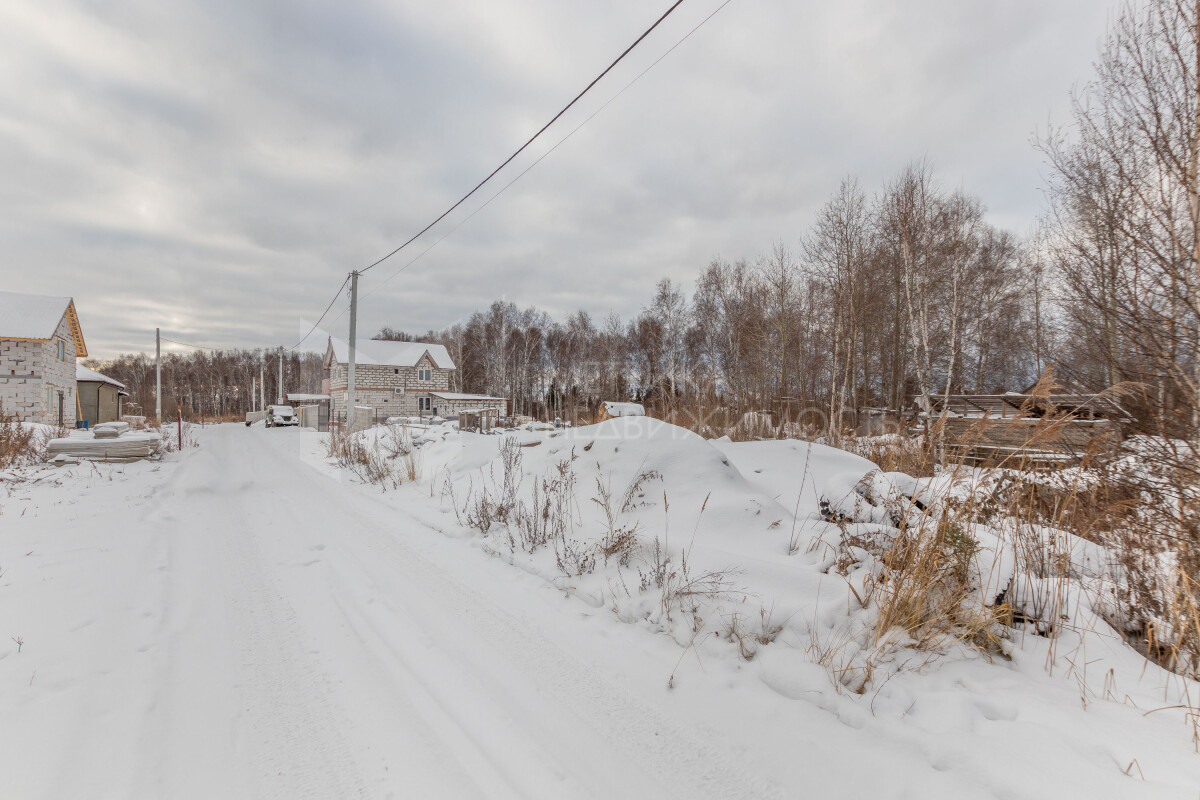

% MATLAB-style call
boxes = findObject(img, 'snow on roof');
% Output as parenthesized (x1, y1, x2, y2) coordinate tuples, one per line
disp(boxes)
(0, 290, 80, 343)
(76, 364, 125, 389)
(603, 401, 645, 417)
(431, 392, 506, 401)
(285, 393, 330, 402)
(327, 337, 455, 370)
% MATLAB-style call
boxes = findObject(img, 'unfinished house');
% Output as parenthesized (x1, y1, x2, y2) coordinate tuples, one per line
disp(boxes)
(0, 291, 86, 425)
(322, 337, 507, 422)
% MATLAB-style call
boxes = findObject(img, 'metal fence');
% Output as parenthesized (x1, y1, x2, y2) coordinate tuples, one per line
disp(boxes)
(329, 406, 382, 433)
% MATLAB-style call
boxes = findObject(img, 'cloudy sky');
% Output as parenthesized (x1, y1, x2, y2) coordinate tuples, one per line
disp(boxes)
(0, 0, 1114, 359)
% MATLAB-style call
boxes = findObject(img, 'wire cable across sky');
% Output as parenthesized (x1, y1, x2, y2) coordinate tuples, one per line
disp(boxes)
(160, 337, 221, 352)
(347, 0, 736, 309)
(355, 0, 688, 277)
(289, 273, 351, 350)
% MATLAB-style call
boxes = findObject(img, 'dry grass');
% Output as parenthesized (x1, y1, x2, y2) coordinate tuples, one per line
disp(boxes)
(327, 427, 401, 489)
(846, 432, 938, 477)
(722, 604, 785, 660)
(843, 400, 1200, 680)
(871, 517, 1007, 655)
(0, 409, 42, 468)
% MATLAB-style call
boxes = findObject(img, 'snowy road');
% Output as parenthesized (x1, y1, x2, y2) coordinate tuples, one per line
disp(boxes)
(1, 426, 791, 799)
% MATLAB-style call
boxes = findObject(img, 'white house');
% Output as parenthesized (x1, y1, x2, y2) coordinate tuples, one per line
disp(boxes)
(0, 291, 87, 425)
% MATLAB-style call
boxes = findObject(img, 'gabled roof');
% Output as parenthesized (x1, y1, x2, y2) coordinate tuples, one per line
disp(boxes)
(76, 363, 124, 389)
(326, 336, 455, 370)
(0, 291, 87, 356)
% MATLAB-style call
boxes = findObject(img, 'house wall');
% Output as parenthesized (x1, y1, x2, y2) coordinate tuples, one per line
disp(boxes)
(326, 354, 453, 420)
(0, 314, 77, 424)
(41, 315, 78, 425)
(0, 338, 42, 420)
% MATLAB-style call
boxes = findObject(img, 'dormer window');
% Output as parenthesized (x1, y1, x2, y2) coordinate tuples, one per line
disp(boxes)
(418, 368, 431, 382)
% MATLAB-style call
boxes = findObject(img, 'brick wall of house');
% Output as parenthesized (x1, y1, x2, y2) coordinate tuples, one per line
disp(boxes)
(327, 357, 450, 393)
(327, 354, 452, 419)
(0, 313, 77, 424)
(40, 314, 78, 425)
(0, 338, 43, 420)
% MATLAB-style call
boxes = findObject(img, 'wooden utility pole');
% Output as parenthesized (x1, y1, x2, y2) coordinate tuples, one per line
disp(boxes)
(278, 346, 284, 404)
(346, 271, 359, 431)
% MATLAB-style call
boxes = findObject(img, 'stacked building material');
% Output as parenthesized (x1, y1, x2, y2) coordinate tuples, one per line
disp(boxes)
(44, 429, 161, 462)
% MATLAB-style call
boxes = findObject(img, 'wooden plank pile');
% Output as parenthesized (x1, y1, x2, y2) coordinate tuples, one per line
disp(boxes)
(941, 417, 1119, 466)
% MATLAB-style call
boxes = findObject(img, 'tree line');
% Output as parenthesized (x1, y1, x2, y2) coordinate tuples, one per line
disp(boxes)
(88, 349, 324, 420)
(381, 164, 1043, 435)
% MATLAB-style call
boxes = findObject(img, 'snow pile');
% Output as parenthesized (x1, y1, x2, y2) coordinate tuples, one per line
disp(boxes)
(320, 418, 1200, 793)
(601, 401, 645, 417)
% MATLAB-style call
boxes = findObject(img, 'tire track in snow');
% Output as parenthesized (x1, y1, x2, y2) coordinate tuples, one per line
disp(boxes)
(335, 525, 787, 800)
(155, 440, 370, 800)
(245, 428, 789, 800)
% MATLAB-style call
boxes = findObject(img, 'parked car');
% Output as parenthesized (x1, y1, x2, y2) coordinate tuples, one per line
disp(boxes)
(266, 404, 298, 428)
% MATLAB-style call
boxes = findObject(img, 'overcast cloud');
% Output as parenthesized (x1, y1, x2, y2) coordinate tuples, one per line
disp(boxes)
(0, 0, 1113, 358)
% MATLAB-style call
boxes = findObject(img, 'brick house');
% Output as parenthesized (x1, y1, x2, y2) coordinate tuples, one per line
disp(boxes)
(0, 291, 87, 425)
(322, 336, 507, 421)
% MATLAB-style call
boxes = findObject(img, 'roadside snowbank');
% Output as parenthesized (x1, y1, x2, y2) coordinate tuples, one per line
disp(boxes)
(336, 417, 1200, 796)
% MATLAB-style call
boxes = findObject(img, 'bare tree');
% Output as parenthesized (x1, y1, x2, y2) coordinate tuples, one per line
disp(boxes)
(804, 179, 869, 439)
(1041, 0, 1200, 436)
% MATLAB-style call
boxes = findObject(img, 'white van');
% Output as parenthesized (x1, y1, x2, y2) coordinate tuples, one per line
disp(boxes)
(266, 404, 298, 428)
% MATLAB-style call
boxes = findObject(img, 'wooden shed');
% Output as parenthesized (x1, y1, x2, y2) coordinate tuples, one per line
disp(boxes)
(76, 364, 126, 428)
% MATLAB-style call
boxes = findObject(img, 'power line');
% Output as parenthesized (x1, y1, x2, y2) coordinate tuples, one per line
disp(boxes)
(159, 337, 221, 352)
(356, 0, 688, 276)
(344, 0, 735, 312)
(289, 273, 351, 350)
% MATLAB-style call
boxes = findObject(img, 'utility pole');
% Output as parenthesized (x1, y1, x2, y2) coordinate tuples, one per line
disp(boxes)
(155, 327, 162, 422)
(278, 345, 284, 404)
(346, 270, 359, 431)
(260, 362, 265, 411)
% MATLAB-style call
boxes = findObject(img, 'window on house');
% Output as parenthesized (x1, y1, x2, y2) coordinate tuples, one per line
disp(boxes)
(394, 368, 399, 374)
(57, 340, 65, 361)
(418, 368, 431, 382)
(419, 397, 431, 412)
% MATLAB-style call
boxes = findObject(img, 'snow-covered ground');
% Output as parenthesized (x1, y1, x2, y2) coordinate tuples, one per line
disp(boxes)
(0, 422, 1196, 799)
